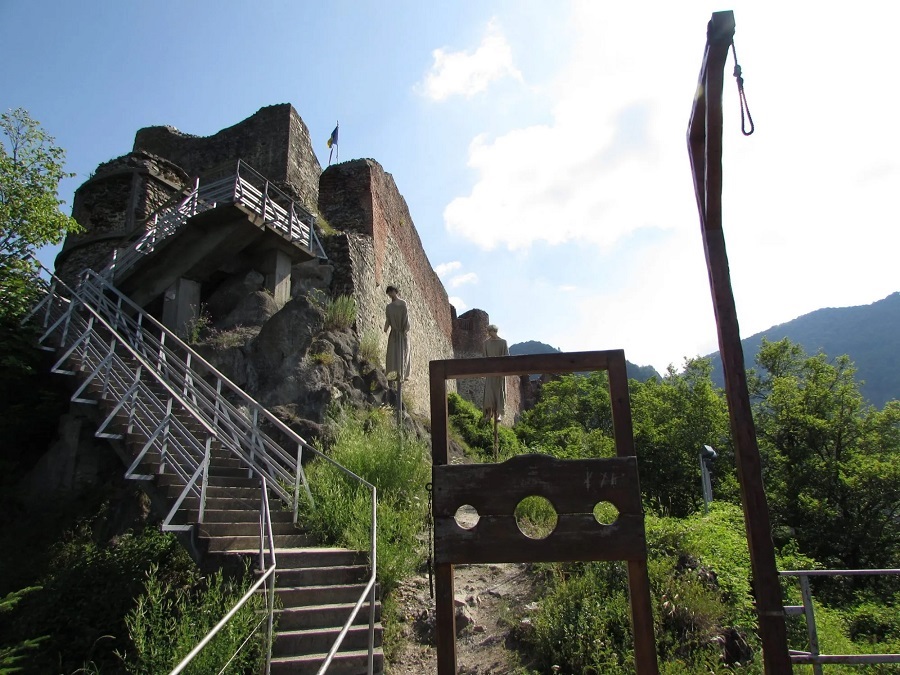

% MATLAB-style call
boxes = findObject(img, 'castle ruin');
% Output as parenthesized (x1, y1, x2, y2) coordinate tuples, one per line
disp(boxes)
(56, 104, 521, 423)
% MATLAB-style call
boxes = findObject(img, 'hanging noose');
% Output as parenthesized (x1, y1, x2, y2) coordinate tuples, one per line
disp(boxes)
(731, 43, 755, 136)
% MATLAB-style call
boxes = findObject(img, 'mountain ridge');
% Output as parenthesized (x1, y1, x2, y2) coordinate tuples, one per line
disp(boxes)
(706, 292, 899, 407)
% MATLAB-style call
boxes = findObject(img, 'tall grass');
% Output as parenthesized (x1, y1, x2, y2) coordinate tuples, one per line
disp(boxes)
(122, 562, 266, 674)
(324, 294, 357, 331)
(299, 407, 430, 594)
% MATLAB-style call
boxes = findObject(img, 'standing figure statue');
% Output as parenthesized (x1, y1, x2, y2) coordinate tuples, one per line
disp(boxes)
(384, 285, 410, 383)
(482, 324, 508, 460)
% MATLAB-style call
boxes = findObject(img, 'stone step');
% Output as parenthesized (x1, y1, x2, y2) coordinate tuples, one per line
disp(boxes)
(274, 565, 369, 588)
(202, 533, 314, 552)
(187, 508, 295, 524)
(272, 548, 366, 569)
(274, 602, 381, 631)
(274, 583, 377, 607)
(196, 521, 301, 537)
(163, 483, 260, 501)
(156, 472, 261, 489)
(272, 624, 383, 657)
(269, 649, 384, 675)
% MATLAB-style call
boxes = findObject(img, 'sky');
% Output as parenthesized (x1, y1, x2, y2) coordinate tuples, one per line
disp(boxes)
(2, 0, 898, 373)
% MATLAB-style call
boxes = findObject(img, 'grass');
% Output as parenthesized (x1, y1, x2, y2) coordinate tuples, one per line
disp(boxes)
(298, 406, 430, 596)
(122, 562, 267, 674)
(358, 330, 381, 367)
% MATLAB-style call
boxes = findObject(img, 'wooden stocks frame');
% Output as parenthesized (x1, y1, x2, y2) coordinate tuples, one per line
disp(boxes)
(687, 11, 791, 673)
(430, 350, 659, 675)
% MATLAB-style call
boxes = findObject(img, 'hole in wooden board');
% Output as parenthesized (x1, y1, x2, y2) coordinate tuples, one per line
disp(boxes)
(593, 501, 619, 525)
(454, 504, 480, 529)
(514, 495, 558, 540)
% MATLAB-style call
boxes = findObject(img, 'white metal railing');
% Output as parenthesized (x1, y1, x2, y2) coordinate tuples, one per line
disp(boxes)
(171, 478, 278, 675)
(103, 159, 326, 282)
(24, 262, 378, 673)
(780, 569, 900, 673)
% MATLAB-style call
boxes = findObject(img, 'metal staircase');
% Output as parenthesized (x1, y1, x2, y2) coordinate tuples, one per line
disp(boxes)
(24, 265, 382, 674)
(104, 159, 327, 285)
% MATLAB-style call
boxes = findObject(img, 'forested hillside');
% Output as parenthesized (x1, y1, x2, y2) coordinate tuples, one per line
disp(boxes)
(708, 292, 899, 407)
(510, 340, 660, 382)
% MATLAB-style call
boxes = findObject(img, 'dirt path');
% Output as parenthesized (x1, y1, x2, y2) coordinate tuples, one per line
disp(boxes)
(387, 560, 540, 674)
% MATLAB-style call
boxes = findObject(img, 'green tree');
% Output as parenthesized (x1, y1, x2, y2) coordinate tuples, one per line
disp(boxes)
(750, 338, 900, 571)
(0, 109, 78, 486)
(630, 358, 733, 517)
(516, 371, 616, 459)
(0, 107, 79, 322)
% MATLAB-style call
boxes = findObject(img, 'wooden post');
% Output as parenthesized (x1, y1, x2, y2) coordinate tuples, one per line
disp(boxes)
(430, 362, 457, 675)
(687, 11, 792, 673)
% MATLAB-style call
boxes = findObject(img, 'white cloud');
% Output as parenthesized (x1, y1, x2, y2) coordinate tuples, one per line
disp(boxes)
(435, 261, 462, 277)
(419, 19, 522, 101)
(449, 296, 468, 312)
(449, 272, 479, 288)
(440, 1, 900, 371)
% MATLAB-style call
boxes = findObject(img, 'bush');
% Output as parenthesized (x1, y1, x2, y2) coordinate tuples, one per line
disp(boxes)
(358, 330, 381, 367)
(447, 392, 523, 461)
(122, 562, 266, 674)
(299, 407, 430, 594)
(324, 295, 357, 331)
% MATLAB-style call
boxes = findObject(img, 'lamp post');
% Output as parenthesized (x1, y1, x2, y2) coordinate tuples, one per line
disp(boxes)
(700, 444, 717, 513)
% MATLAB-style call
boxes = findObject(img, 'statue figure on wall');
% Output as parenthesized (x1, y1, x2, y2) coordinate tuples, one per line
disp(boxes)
(384, 285, 410, 383)
(483, 324, 508, 460)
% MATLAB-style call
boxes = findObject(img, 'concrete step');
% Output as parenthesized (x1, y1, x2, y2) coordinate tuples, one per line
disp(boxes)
(274, 565, 369, 588)
(274, 583, 378, 607)
(188, 508, 295, 524)
(163, 483, 260, 501)
(272, 624, 382, 657)
(156, 473, 261, 489)
(274, 602, 381, 631)
(196, 521, 301, 537)
(202, 533, 314, 552)
(271, 548, 366, 569)
(269, 649, 383, 675)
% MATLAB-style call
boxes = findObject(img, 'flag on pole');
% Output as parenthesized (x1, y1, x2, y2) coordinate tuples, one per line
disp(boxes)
(327, 123, 339, 165)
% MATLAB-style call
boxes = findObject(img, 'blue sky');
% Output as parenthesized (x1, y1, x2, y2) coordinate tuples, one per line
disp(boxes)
(3, 1, 898, 372)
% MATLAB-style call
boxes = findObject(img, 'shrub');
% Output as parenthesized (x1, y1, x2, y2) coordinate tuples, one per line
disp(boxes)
(298, 407, 429, 594)
(310, 349, 335, 366)
(122, 562, 266, 674)
(358, 330, 381, 367)
(324, 295, 357, 331)
(447, 392, 522, 461)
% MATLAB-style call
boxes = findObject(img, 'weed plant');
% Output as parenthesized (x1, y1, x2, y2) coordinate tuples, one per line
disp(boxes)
(299, 406, 429, 595)
(122, 562, 266, 674)
(447, 392, 523, 460)
(324, 295, 357, 331)
(358, 330, 381, 367)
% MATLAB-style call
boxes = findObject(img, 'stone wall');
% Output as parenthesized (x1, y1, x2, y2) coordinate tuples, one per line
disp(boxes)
(55, 152, 188, 285)
(319, 160, 456, 413)
(452, 309, 521, 424)
(132, 104, 321, 214)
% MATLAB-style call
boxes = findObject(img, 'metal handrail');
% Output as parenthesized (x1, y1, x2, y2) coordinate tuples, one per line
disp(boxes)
(101, 160, 325, 282)
(36, 266, 317, 515)
(780, 569, 900, 672)
(25, 262, 379, 673)
(170, 477, 278, 675)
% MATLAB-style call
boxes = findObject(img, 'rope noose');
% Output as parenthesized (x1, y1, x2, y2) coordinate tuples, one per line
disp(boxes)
(731, 42, 755, 136)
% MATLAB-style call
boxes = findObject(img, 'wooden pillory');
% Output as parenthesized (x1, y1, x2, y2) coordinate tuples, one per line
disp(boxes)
(687, 10, 792, 673)
(429, 350, 659, 675)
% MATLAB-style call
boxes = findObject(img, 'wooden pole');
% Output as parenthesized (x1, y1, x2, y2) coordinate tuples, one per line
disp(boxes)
(686, 11, 792, 673)
(430, 362, 457, 675)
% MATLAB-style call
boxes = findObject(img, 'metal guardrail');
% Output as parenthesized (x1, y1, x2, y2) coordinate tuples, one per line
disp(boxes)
(104, 159, 326, 282)
(24, 262, 378, 673)
(780, 569, 900, 673)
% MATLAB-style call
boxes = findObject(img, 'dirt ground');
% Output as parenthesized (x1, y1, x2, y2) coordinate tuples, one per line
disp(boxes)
(386, 439, 544, 675)
(386, 560, 541, 675)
